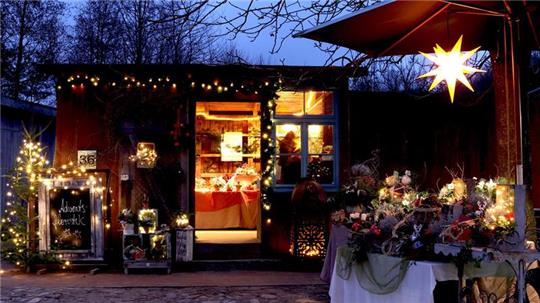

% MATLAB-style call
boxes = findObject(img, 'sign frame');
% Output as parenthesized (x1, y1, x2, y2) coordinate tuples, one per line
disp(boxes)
(38, 177, 104, 261)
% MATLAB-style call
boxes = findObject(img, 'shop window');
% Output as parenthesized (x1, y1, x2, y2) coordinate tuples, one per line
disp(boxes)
(273, 91, 337, 188)
(275, 91, 333, 116)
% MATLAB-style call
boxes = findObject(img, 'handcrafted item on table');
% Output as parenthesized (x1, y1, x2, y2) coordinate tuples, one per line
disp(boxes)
(195, 190, 259, 229)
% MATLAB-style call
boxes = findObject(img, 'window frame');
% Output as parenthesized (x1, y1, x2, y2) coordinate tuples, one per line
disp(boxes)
(272, 90, 339, 192)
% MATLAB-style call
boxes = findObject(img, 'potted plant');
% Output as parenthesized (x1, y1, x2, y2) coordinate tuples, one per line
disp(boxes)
(118, 209, 135, 234)
(138, 209, 157, 233)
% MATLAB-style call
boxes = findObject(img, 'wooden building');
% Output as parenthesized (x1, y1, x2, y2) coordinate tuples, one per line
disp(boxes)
(41, 63, 526, 262)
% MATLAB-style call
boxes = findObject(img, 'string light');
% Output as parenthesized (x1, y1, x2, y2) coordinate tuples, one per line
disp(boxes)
(57, 73, 282, 96)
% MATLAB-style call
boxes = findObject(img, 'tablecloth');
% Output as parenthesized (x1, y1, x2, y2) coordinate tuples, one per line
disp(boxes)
(329, 247, 516, 303)
(321, 224, 350, 283)
(195, 190, 259, 229)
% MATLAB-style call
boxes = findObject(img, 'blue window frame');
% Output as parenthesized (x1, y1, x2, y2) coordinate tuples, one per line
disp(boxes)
(272, 90, 339, 191)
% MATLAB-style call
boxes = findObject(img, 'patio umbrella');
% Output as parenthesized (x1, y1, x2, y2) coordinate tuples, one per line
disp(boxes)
(294, 0, 540, 57)
(295, 0, 540, 183)
(295, 3, 540, 302)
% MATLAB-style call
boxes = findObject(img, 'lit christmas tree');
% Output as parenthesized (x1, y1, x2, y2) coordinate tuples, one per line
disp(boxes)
(1, 133, 52, 270)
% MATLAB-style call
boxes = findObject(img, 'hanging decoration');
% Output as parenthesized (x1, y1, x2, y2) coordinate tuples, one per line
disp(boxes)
(418, 35, 485, 103)
(129, 142, 158, 168)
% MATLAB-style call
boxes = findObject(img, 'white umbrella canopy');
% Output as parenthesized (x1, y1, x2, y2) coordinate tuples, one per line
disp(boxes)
(295, 0, 539, 56)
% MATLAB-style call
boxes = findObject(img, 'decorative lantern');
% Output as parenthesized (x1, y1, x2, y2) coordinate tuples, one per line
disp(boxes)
(290, 179, 328, 258)
(482, 184, 526, 251)
(129, 142, 157, 168)
(418, 35, 485, 103)
(451, 178, 467, 201)
(291, 219, 327, 258)
(138, 209, 158, 234)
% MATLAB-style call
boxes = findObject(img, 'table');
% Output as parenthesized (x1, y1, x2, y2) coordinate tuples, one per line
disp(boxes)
(195, 190, 259, 229)
(329, 247, 517, 303)
(321, 224, 350, 283)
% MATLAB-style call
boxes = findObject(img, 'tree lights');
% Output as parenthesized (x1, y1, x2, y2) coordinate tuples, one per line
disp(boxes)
(1, 135, 50, 270)
(1, 135, 109, 271)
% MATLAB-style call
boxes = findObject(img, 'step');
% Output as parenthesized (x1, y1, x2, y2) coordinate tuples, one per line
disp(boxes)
(175, 257, 324, 272)
(194, 243, 263, 260)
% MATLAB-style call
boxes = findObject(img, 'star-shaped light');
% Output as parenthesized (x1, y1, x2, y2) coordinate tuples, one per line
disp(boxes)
(418, 35, 485, 103)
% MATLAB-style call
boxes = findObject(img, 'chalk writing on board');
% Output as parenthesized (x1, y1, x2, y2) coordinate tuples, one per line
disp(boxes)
(49, 189, 92, 250)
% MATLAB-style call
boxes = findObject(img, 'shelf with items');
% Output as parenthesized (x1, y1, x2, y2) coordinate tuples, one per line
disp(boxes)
(122, 231, 172, 274)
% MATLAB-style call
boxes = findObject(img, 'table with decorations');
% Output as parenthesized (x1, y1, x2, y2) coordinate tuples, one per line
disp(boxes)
(323, 160, 540, 303)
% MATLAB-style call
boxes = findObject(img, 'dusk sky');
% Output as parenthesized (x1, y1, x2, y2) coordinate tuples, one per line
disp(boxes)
(63, 0, 344, 66)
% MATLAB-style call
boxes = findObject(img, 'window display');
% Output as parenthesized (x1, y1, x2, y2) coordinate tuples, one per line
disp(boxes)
(195, 101, 261, 230)
(273, 91, 337, 186)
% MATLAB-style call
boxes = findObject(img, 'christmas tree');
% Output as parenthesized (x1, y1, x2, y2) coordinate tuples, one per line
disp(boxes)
(1, 132, 56, 270)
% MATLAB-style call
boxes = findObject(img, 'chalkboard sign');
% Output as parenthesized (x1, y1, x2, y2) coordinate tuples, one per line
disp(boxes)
(49, 188, 92, 250)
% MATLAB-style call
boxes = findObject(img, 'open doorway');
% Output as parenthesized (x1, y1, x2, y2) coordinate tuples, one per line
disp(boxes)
(194, 101, 261, 244)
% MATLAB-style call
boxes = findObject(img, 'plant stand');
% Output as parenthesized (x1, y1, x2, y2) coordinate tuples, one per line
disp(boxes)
(122, 232, 172, 274)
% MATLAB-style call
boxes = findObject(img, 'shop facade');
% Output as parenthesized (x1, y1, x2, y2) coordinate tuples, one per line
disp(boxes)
(43, 64, 351, 261)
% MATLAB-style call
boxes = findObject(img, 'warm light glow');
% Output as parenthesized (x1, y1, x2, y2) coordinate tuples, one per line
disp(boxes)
(418, 36, 485, 102)
(175, 214, 190, 228)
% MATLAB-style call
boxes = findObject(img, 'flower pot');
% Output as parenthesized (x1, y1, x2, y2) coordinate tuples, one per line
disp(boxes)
(123, 223, 135, 234)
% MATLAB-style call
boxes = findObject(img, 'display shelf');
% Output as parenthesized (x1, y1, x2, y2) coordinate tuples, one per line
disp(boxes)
(122, 232, 172, 274)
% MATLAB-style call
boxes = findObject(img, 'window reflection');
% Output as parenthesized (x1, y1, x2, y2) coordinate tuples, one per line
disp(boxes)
(276, 124, 301, 184)
(275, 155, 302, 185)
(305, 91, 333, 115)
(275, 91, 303, 116)
(308, 156, 334, 184)
(276, 124, 301, 153)
(308, 125, 333, 154)
(276, 91, 333, 116)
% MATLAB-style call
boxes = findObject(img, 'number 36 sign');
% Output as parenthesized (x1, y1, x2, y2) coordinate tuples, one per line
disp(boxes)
(78, 150, 97, 169)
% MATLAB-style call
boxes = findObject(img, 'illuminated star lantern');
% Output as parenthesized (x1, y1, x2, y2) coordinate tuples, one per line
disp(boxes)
(418, 35, 485, 103)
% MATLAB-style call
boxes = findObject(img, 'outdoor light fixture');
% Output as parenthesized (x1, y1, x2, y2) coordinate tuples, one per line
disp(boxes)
(129, 142, 157, 168)
(418, 36, 485, 103)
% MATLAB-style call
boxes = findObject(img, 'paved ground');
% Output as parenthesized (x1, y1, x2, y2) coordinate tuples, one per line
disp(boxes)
(0, 271, 329, 303)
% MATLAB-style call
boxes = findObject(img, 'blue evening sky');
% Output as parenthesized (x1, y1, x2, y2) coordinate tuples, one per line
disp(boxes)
(63, 1, 338, 66)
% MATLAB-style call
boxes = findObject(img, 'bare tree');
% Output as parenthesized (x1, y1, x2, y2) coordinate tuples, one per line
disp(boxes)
(209, 0, 493, 94)
(116, 0, 158, 64)
(1, 0, 65, 104)
(153, 0, 224, 64)
(70, 1, 123, 64)
(69, 0, 241, 65)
